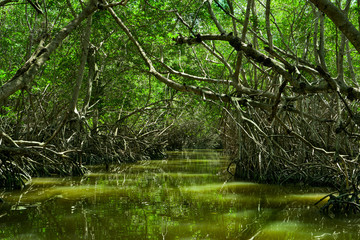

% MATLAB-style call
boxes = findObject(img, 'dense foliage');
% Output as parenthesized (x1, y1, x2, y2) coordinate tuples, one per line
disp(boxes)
(1, 0, 360, 212)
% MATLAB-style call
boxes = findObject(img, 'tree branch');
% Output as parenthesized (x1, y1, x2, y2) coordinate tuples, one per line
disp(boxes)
(310, 0, 360, 54)
(0, 1, 98, 103)
(0, 0, 16, 7)
(26, 0, 43, 14)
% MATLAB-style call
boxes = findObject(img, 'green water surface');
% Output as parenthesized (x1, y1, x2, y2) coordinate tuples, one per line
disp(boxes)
(0, 150, 358, 239)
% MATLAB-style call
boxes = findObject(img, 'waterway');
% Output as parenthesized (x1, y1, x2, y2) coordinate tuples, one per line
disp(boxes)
(0, 150, 359, 239)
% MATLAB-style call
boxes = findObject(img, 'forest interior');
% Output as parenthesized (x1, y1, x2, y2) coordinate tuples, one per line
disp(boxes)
(2, 0, 360, 216)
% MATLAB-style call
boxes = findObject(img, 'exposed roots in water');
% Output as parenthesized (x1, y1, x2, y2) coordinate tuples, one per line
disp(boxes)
(220, 99, 360, 215)
(0, 131, 86, 189)
(0, 125, 167, 189)
(315, 188, 360, 217)
(0, 99, 204, 188)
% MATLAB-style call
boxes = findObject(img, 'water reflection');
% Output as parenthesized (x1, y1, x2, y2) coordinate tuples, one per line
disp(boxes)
(0, 150, 358, 239)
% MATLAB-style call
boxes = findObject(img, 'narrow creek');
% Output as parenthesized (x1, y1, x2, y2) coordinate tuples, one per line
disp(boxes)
(0, 150, 359, 239)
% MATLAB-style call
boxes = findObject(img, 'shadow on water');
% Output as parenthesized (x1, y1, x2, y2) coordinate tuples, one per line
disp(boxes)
(0, 149, 359, 239)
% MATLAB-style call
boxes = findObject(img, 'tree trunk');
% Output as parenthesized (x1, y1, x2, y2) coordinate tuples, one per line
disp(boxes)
(0, 0, 98, 104)
(69, 15, 92, 116)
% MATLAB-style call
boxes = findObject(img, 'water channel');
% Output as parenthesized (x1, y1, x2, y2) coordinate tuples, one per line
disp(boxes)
(0, 150, 359, 239)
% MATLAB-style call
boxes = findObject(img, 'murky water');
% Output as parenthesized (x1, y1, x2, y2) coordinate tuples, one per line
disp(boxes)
(0, 150, 359, 239)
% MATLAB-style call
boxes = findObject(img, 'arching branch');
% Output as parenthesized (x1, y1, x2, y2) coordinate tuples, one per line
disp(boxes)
(0, 0, 16, 7)
(310, 0, 360, 54)
(26, 0, 42, 14)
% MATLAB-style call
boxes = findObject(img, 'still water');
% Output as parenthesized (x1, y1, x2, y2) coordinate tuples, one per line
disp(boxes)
(0, 150, 359, 239)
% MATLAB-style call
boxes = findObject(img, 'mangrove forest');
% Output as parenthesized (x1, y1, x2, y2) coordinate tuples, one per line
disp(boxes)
(1, 0, 360, 238)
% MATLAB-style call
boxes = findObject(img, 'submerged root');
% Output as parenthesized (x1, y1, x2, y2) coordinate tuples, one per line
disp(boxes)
(0, 131, 87, 189)
(315, 189, 360, 217)
(0, 123, 167, 188)
(0, 151, 86, 189)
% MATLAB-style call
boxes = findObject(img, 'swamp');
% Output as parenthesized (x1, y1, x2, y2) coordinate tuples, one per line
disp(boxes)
(2, 0, 360, 239)
(1, 150, 358, 239)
